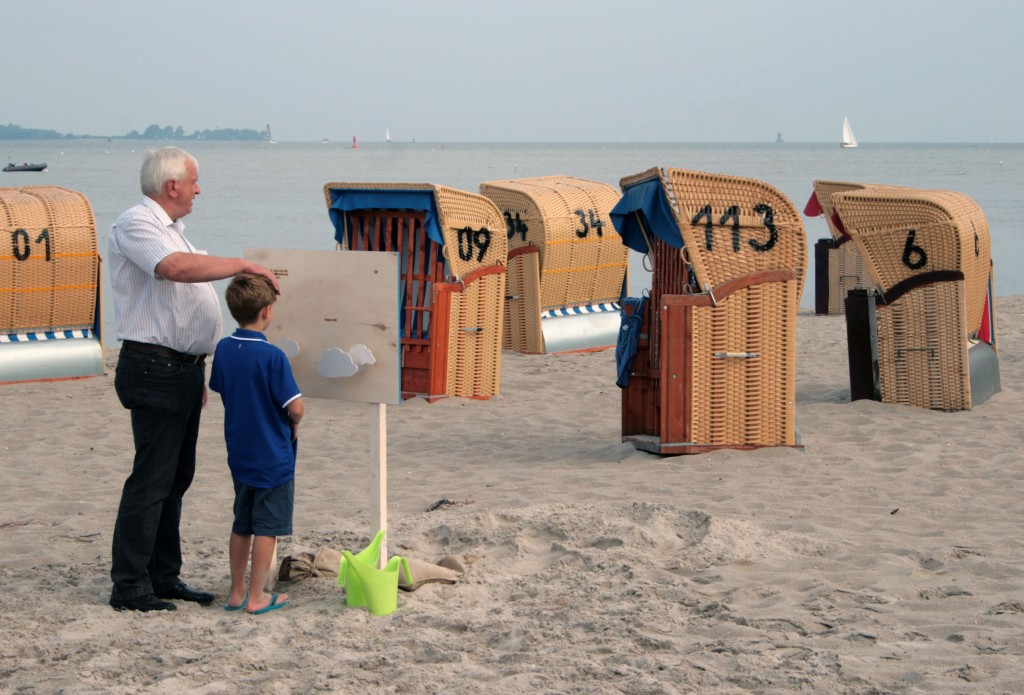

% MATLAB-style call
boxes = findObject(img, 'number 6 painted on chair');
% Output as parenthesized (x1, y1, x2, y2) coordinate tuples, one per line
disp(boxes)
(902, 229, 927, 270)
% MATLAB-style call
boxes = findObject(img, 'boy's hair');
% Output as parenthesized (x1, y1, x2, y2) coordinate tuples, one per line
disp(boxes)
(225, 273, 277, 325)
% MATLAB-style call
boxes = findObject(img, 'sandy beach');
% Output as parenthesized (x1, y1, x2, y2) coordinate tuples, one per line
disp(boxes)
(1, 298, 1023, 694)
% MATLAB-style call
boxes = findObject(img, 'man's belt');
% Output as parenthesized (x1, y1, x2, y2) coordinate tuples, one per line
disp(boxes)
(121, 340, 206, 364)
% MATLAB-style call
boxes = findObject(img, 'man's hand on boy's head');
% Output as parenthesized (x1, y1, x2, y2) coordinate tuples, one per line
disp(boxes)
(242, 262, 281, 294)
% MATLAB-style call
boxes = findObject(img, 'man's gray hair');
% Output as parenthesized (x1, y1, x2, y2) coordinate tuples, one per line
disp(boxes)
(140, 146, 199, 196)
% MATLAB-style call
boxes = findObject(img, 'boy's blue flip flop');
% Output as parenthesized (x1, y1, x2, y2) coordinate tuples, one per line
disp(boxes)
(249, 593, 288, 615)
(223, 592, 248, 611)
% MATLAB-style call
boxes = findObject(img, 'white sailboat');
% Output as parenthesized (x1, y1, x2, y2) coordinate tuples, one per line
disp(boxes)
(266, 124, 276, 145)
(841, 116, 858, 148)
(385, 128, 391, 143)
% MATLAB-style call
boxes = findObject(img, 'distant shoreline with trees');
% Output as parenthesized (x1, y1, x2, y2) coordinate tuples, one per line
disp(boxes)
(1, 123, 267, 141)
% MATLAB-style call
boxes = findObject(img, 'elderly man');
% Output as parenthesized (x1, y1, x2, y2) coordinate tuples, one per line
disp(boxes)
(107, 146, 280, 611)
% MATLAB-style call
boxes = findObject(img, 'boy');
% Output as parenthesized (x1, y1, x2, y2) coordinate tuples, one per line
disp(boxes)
(209, 273, 304, 615)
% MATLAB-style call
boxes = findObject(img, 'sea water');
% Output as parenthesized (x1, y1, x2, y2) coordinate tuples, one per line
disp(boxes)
(2, 139, 1021, 340)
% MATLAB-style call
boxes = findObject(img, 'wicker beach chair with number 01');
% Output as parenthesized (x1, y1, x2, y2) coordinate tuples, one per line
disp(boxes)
(609, 167, 806, 455)
(803, 180, 874, 315)
(832, 186, 1000, 411)
(323, 182, 507, 401)
(0, 186, 104, 384)
(479, 176, 627, 354)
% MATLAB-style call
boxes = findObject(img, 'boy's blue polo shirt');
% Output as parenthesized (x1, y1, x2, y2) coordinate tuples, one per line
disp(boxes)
(209, 328, 301, 488)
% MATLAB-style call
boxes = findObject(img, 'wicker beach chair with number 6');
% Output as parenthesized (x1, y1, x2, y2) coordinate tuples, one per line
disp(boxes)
(832, 186, 1000, 411)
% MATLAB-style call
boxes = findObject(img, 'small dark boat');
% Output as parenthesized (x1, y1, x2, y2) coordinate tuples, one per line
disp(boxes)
(3, 162, 48, 172)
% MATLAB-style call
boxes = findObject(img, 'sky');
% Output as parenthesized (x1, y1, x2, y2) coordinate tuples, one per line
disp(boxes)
(5, 0, 1022, 143)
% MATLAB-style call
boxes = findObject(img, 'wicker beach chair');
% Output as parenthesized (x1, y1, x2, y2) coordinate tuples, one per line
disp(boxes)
(832, 186, 999, 410)
(479, 176, 627, 353)
(804, 180, 873, 315)
(323, 182, 507, 400)
(609, 167, 806, 454)
(0, 186, 104, 383)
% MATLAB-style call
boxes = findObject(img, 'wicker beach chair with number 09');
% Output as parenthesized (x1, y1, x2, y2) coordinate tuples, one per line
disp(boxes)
(832, 186, 1000, 411)
(609, 167, 806, 455)
(323, 182, 507, 401)
(478, 175, 628, 354)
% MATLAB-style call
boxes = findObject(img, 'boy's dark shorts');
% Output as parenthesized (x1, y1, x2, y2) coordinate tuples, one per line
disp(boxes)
(232, 478, 294, 537)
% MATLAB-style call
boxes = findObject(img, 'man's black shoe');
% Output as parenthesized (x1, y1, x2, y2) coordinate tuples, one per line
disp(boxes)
(110, 594, 177, 612)
(155, 582, 215, 605)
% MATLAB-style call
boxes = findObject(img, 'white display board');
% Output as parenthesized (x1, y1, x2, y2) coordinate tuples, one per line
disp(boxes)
(244, 248, 401, 405)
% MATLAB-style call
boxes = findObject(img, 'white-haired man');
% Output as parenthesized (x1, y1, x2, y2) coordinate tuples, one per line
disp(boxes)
(108, 146, 280, 611)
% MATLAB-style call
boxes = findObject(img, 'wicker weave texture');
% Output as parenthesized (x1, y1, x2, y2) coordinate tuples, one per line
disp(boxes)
(616, 167, 804, 451)
(502, 250, 543, 352)
(875, 282, 971, 410)
(660, 168, 807, 297)
(431, 184, 508, 280)
(445, 272, 505, 398)
(322, 182, 506, 400)
(834, 186, 993, 410)
(833, 186, 992, 334)
(826, 243, 869, 314)
(689, 282, 799, 446)
(479, 176, 626, 310)
(811, 180, 867, 240)
(0, 186, 98, 332)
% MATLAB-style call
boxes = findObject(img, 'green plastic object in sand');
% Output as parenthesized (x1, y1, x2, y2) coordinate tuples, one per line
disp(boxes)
(337, 529, 385, 606)
(341, 549, 412, 616)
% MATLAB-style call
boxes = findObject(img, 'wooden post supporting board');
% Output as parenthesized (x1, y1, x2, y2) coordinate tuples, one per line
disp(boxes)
(369, 402, 388, 568)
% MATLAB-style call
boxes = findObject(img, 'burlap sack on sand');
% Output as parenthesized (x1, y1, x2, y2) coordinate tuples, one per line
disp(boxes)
(278, 547, 342, 581)
(399, 556, 462, 591)
(278, 546, 464, 591)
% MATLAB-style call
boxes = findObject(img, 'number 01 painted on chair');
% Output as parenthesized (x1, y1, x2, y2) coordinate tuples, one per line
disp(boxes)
(9, 228, 52, 262)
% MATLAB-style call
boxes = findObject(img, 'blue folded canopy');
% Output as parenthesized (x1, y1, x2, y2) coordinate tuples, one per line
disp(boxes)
(615, 295, 647, 388)
(609, 178, 682, 253)
(326, 188, 445, 247)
